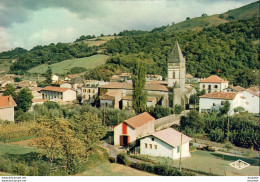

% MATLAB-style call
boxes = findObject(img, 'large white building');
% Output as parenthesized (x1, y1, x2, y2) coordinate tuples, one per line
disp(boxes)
(199, 75, 228, 93)
(199, 90, 259, 115)
(114, 112, 155, 146)
(42, 86, 76, 102)
(140, 128, 192, 160)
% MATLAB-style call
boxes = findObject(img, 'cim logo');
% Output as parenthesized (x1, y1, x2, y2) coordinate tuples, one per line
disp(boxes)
(229, 159, 250, 170)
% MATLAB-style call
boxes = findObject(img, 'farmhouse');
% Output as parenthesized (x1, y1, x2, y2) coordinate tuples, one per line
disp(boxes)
(0, 96, 17, 122)
(114, 112, 155, 146)
(199, 75, 228, 93)
(42, 86, 76, 102)
(99, 91, 122, 108)
(140, 128, 192, 160)
(122, 95, 157, 110)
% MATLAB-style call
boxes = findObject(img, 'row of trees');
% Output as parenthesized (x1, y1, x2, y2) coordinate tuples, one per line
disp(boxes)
(180, 110, 259, 150)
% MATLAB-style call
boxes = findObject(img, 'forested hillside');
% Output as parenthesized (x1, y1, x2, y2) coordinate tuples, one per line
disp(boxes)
(97, 17, 258, 87)
(0, 47, 27, 59)
(9, 43, 99, 74)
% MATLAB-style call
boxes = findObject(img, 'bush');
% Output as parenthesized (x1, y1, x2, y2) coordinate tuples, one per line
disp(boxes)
(174, 105, 184, 114)
(36, 161, 52, 176)
(130, 162, 192, 176)
(151, 105, 172, 119)
(12, 163, 29, 176)
(117, 153, 128, 165)
(209, 128, 225, 142)
(0, 158, 13, 173)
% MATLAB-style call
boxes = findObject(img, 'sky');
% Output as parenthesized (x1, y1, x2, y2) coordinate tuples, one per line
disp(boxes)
(0, 0, 256, 52)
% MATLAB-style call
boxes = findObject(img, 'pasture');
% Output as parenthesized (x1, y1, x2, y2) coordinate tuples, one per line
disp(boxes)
(28, 54, 109, 74)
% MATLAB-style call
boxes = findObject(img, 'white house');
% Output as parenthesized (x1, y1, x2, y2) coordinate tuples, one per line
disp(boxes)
(0, 96, 17, 122)
(199, 75, 228, 93)
(114, 112, 155, 146)
(42, 86, 76, 102)
(140, 128, 192, 160)
(199, 92, 242, 115)
(241, 89, 259, 114)
(52, 74, 59, 82)
(81, 83, 99, 104)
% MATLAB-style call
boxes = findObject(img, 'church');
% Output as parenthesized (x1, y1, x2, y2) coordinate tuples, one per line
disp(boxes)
(98, 41, 196, 109)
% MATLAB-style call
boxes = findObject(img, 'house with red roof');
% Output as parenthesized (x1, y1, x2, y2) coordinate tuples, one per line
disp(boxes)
(42, 86, 76, 102)
(0, 96, 17, 122)
(114, 112, 155, 146)
(140, 128, 192, 160)
(199, 75, 229, 93)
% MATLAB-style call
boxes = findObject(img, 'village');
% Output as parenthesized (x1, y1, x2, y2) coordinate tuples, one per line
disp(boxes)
(0, 41, 259, 176)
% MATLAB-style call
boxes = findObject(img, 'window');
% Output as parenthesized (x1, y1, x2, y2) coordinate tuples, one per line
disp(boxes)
(214, 85, 218, 88)
(93, 90, 95, 93)
(213, 103, 216, 106)
(88, 89, 90, 93)
(152, 138, 154, 141)
(145, 143, 147, 148)
(154, 145, 157, 150)
(177, 146, 180, 153)
(203, 85, 205, 89)
(149, 144, 152, 149)
(172, 72, 175, 79)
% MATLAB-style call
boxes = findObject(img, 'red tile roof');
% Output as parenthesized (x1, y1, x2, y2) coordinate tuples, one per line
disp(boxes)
(151, 128, 192, 147)
(100, 82, 169, 92)
(30, 87, 43, 92)
(124, 112, 155, 129)
(186, 74, 193, 79)
(42, 86, 70, 92)
(200, 75, 228, 83)
(0, 96, 17, 108)
(229, 86, 246, 92)
(199, 92, 237, 100)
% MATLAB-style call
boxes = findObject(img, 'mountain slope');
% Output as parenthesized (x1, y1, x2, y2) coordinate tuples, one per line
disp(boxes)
(164, 1, 259, 33)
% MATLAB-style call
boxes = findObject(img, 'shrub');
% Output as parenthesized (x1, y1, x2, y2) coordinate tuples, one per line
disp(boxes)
(174, 105, 184, 114)
(36, 161, 52, 176)
(209, 128, 225, 142)
(0, 158, 13, 173)
(12, 163, 29, 176)
(117, 153, 128, 165)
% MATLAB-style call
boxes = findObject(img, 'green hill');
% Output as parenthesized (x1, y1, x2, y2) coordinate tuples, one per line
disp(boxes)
(165, 1, 259, 32)
(28, 54, 109, 74)
(223, 1, 259, 20)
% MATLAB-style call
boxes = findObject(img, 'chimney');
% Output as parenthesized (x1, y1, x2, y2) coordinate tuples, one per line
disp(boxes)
(8, 96, 12, 106)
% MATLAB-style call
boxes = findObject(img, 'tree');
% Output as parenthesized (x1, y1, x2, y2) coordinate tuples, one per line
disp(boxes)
(3, 84, 16, 98)
(132, 60, 147, 114)
(180, 110, 205, 134)
(70, 112, 106, 153)
(16, 87, 33, 112)
(174, 105, 184, 114)
(31, 117, 85, 173)
(219, 101, 230, 115)
(45, 66, 53, 85)
(186, 17, 190, 20)
(152, 105, 171, 119)
(234, 106, 245, 113)
(201, 13, 207, 17)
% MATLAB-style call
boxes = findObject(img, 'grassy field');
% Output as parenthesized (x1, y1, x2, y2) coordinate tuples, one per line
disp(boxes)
(0, 60, 12, 74)
(0, 143, 36, 156)
(135, 150, 259, 176)
(80, 162, 155, 176)
(75, 36, 119, 47)
(28, 54, 109, 74)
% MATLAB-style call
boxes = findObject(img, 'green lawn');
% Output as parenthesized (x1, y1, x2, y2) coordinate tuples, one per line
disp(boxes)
(136, 150, 259, 176)
(80, 162, 155, 176)
(28, 54, 109, 74)
(0, 143, 36, 156)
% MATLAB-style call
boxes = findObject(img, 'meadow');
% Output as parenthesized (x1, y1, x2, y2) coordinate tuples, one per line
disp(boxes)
(28, 54, 109, 74)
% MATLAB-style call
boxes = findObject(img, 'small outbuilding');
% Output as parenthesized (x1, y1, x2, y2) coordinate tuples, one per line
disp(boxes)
(140, 128, 192, 160)
(114, 112, 155, 146)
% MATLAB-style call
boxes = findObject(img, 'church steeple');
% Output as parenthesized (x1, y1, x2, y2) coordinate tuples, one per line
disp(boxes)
(168, 41, 185, 63)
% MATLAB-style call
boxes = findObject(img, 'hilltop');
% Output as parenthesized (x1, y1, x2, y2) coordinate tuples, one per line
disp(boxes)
(164, 1, 259, 32)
